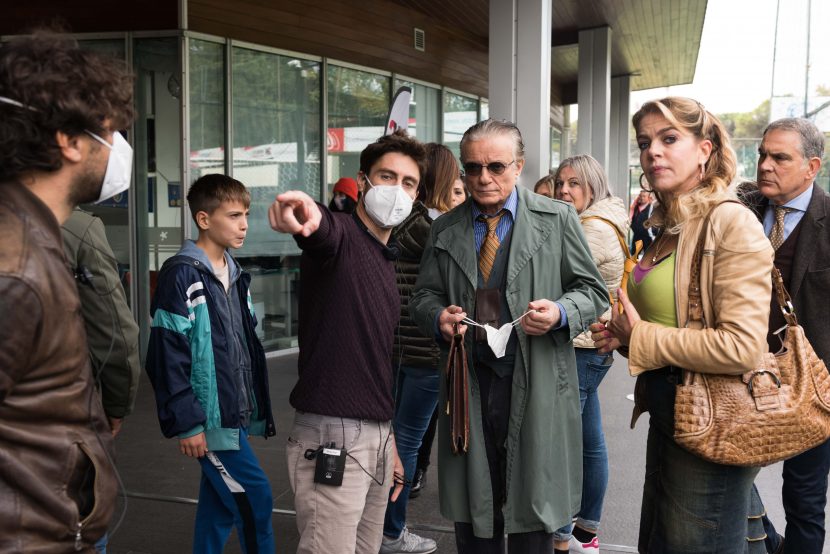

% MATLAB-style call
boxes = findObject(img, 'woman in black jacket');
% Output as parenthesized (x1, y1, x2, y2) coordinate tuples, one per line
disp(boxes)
(380, 143, 466, 553)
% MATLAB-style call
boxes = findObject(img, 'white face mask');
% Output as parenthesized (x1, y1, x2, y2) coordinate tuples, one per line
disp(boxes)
(462, 310, 535, 358)
(0, 96, 133, 203)
(362, 177, 413, 229)
(85, 130, 133, 203)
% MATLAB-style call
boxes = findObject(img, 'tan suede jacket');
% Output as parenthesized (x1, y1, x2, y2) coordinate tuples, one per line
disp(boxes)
(628, 201, 774, 376)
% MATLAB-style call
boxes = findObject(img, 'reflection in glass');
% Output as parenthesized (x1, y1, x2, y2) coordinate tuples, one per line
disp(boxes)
(134, 37, 182, 355)
(231, 46, 321, 349)
(550, 127, 562, 170)
(395, 79, 440, 144)
(190, 40, 226, 181)
(327, 65, 389, 185)
(77, 39, 131, 304)
(444, 92, 478, 159)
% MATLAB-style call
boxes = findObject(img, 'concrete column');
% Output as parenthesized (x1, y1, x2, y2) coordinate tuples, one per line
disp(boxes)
(576, 26, 611, 169)
(610, 74, 631, 200)
(489, 0, 552, 185)
(488, 1, 516, 123)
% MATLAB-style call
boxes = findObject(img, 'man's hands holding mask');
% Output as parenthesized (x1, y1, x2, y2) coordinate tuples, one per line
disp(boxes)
(438, 299, 558, 343)
(520, 299, 560, 336)
(438, 305, 468, 342)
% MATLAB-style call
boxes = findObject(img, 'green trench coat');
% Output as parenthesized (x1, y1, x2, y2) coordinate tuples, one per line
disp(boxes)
(410, 187, 609, 538)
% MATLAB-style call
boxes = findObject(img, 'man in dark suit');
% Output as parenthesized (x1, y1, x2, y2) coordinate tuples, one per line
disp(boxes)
(745, 117, 828, 554)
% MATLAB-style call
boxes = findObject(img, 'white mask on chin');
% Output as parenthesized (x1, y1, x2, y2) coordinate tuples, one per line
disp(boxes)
(362, 176, 413, 228)
(85, 130, 133, 203)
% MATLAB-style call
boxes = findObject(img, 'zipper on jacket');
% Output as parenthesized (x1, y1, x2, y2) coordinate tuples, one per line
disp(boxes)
(74, 522, 83, 551)
(216, 266, 250, 426)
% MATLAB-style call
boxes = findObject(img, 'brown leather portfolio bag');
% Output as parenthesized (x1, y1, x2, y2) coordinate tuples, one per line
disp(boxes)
(445, 323, 469, 455)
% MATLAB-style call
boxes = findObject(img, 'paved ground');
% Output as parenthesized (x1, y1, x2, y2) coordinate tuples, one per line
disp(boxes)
(106, 352, 827, 553)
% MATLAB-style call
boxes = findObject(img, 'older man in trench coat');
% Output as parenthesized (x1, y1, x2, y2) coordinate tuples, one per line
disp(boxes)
(410, 119, 608, 553)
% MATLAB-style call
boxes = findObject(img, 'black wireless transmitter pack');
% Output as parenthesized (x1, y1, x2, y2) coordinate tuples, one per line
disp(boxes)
(311, 442, 346, 486)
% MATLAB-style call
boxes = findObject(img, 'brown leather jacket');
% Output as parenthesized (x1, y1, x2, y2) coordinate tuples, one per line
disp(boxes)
(0, 182, 117, 552)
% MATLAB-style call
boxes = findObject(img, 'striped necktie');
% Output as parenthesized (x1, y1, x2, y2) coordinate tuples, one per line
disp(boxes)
(769, 206, 794, 251)
(478, 212, 504, 283)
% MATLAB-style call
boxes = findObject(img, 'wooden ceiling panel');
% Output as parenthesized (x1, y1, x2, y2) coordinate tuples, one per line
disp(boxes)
(391, 0, 706, 93)
(394, 0, 488, 39)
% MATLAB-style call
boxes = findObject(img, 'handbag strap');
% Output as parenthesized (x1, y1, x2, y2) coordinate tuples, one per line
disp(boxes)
(582, 215, 642, 312)
(687, 200, 797, 327)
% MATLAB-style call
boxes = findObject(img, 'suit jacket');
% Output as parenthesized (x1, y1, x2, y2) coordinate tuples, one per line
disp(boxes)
(745, 185, 830, 364)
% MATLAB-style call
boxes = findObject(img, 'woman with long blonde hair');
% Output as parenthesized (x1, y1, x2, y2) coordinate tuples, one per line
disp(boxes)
(592, 97, 774, 552)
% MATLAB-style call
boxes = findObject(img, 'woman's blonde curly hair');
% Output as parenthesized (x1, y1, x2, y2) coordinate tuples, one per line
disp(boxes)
(632, 97, 737, 235)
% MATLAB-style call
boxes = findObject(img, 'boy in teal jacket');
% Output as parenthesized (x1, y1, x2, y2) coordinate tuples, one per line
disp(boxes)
(146, 174, 276, 554)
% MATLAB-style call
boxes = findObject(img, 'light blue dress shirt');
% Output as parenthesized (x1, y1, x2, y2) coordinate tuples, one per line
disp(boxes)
(470, 187, 568, 330)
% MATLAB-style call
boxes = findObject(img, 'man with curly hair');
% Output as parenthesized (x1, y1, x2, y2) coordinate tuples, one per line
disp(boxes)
(0, 30, 134, 551)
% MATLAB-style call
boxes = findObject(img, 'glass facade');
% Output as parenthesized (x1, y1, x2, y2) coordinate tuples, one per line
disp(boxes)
(133, 37, 183, 352)
(395, 78, 441, 144)
(61, 32, 489, 354)
(76, 39, 131, 306)
(189, 39, 226, 180)
(229, 45, 321, 349)
(443, 91, 478, 159)
(550, 127, 562, 170)
(327, 65, 390, 186)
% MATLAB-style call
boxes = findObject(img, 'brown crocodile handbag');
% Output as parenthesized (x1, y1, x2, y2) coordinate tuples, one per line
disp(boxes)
(445, 323, 469, 454)
(673, 205, 830, 466)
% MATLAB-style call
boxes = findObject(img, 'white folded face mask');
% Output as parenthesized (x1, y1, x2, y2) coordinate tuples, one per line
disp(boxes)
(462, 310, 534, 359)
(483, 323, 514, 358)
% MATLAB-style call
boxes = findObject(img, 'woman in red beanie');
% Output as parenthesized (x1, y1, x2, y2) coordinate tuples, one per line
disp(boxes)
(329, 176, 359, 213)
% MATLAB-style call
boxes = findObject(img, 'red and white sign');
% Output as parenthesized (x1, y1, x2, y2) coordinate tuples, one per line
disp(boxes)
(327, 128, 344, 152)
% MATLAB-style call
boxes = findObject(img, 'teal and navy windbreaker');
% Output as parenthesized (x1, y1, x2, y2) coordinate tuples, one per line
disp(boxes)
(145, 241, 275, 450)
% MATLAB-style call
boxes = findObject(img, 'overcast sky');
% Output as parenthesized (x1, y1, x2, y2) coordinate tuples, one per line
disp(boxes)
(631, 0, 830, 115)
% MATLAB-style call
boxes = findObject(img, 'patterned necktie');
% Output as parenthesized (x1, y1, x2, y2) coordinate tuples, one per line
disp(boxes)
(769, 206, 794, 251)
(478, 212, 504, 283)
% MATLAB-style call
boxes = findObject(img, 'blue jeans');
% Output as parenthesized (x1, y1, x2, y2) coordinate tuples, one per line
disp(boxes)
(383, 365, 440, 538)
(639, 367, 760, 553)
(553, 348, 612, 541)
(194, 430, 275, 554)
(753, 437, 830, 554)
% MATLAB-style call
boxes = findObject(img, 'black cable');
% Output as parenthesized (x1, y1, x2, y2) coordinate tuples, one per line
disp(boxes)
(61, 225, 127, 297)
(341, 422, 410, 487)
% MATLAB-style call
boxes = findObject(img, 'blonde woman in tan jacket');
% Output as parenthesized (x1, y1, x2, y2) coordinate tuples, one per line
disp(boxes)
(592, 97, 773, 553)
(550, 154, 629, 554)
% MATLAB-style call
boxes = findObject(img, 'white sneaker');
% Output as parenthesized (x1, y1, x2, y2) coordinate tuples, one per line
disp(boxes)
(569, 534, 600, 553)
(379, 527, 438, 554)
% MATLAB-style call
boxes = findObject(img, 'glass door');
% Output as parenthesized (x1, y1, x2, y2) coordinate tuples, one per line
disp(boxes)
(133, 37, 183, 355)
(76, 38, 132, 306)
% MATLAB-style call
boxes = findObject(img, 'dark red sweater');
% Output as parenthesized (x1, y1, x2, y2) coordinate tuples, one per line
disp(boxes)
(290, 207, 399, 421)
